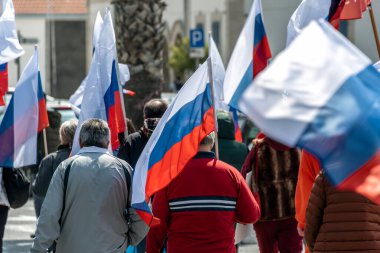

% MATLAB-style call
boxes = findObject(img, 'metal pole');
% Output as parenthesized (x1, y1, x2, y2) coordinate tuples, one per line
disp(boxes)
(184, 0, 190, 34)
(206, 40, 219, 159)
(42, 129, 48, 156)
(368, 3, 380, 59)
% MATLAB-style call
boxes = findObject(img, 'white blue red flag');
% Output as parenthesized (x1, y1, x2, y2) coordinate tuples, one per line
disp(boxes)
(223, 0, 271, 113)
(132, 62, 215, 225)
(209, 36, 242, 141)
(71, 9, 125, 154)
(286, 0, 344, 46)
(375, 61, 380, 71)
(0, 47, 48, 167)
(0, 0, 24, 65)
(69, 11, 103, 114)
(240, 20, 380, 205)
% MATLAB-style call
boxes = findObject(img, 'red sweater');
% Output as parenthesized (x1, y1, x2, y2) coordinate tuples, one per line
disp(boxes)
(146, 152, 260, 253)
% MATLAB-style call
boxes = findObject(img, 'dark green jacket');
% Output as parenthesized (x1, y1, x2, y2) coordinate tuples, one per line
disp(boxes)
(216, 111, 248, 172)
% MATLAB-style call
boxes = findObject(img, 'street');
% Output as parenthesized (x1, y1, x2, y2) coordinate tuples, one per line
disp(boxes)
(3, 200, 259, 253)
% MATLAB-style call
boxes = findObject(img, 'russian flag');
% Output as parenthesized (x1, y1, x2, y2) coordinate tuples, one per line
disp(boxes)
(240, 20, 380, 205)
(209, 36, 242, 142)
(287, 0, 345, 46)
(71, 9, 125, 155)
(0, 63, 8, 106)
(0, 0, 24, 65)
(0, 47, 48, 167)
(223, 0, 271, 112)
(132, 62, 214, 225)
(104, 60, 126, 150)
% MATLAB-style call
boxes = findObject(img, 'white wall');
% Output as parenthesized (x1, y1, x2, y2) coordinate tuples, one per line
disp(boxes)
(8, 17, 48, 93)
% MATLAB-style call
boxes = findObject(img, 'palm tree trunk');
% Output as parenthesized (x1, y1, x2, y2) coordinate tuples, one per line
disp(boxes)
(112, 0, 167, 128)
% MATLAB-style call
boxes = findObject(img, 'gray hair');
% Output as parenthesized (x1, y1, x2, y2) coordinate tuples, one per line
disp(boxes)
(79, 119, 110, 148)
(60, 119, 78, 146)
(200, 132, 215, 147)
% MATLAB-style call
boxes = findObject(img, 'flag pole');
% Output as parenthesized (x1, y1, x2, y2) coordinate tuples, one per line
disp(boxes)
(368, 3, 380, 59)
(207, 32, 219, 160)
(42, 128, 48, 156)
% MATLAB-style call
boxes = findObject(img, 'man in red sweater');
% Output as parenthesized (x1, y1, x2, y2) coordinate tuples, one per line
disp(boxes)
(146, 132, 260, 253)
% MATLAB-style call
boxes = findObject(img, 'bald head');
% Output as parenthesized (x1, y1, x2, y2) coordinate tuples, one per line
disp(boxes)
(143, 99, 168, 119)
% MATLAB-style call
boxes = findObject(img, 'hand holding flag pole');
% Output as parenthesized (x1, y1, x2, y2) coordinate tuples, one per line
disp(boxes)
(207, 32, 219, 159)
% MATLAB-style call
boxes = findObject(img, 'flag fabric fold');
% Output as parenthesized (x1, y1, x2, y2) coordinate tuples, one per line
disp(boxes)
(0, 47, 48, 167)
(286, 0, 344, 46)
(69, 11, 103, 114)
(132, 62, 215, 225)
(209, 35, 242, 141)
(240, 20, 380, 204)
(223, 0, 271, 111)
(0, 0, 24, 65)
(71, 9, 125, 155)
(0, 63, 8, 106)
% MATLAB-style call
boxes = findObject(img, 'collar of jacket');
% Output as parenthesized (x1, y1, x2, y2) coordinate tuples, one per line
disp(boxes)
(57, 144, 70, 151)
(194, 151, 215, 159)
(78, 146, 110, 155)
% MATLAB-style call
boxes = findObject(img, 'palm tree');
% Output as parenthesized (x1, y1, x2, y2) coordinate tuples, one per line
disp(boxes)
(112, 0, 167, 128)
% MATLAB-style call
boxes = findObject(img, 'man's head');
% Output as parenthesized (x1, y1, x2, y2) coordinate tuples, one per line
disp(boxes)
(143, 99, 168, 119)
(60, 119, 78, 147)
(79, 119, 110, 149)
(142, 99, 168, 135)
(199, 132, 216, 152)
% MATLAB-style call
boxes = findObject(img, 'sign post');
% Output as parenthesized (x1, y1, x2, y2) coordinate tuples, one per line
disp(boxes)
(189, 28, 205, 59)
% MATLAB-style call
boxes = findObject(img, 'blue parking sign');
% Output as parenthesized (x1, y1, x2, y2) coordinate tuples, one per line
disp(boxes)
(190, 29, 204, 48)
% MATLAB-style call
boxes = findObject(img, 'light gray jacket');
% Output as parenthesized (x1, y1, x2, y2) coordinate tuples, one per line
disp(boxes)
(30, 146, 148, 253)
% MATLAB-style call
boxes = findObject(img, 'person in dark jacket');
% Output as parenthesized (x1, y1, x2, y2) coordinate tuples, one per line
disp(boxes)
(243, 136, 302, 253)
(305, 172, 380, 253)
(118, 99, 167, 168)
(32, 119, 78, 217)
(117, 99, 167, 253)
(216, 110, 248, 171)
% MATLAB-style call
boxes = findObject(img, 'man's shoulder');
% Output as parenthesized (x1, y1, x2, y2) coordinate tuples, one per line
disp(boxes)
(126, 131, 144, 142)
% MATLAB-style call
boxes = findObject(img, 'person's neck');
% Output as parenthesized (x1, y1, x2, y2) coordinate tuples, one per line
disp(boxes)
(198, 145, 211, 152)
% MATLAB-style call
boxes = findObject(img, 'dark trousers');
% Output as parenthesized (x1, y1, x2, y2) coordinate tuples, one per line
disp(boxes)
(254, 217, 302, 253)
(0, 205, 9, 253)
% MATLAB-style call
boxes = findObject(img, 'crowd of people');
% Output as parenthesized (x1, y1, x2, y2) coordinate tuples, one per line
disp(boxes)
(0, 99, 379, 253)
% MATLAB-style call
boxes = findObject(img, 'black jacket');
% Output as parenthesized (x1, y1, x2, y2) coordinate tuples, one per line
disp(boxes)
(117, 130, 148, 168)
(32, 144, 71, 197)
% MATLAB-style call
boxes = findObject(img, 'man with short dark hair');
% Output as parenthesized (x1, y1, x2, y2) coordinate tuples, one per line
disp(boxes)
(31, 119, 148, 253)
(118, 99, 168, 168)
(146, 132, 261, 253)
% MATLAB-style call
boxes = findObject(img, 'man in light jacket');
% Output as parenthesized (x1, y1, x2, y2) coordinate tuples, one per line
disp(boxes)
(31, 119, 148, 253)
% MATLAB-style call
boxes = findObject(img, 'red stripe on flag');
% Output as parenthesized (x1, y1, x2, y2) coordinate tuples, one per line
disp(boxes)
(38, 99, 49, 132)
(0, 64, 8, 106)
(145, 107, 215, 199)
(136, 209, 160, 227)
(253, 35, 272, 78)
(338, 150, 380, 205)
(235, 127, 243, 143)
(107, 91, 126, 150)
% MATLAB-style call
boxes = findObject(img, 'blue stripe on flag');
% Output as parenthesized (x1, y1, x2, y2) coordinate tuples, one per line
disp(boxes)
(37, 72, 45, 101)
(132, 201, 152, 213)
(0, 63, 7, 72)
(103, 60, 119, 118)
(229, 63, 253, 110)
(254, 13, 266, 47)
(0, 96, 14, 167)
(148, 85, 212, 170)
(298, 65, 380, 185)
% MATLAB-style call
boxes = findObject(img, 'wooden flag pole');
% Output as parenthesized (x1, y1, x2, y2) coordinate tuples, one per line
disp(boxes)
(207, 32, 219, 160)
(368, 3, 380, 59)
(42, 128, 48, 156)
